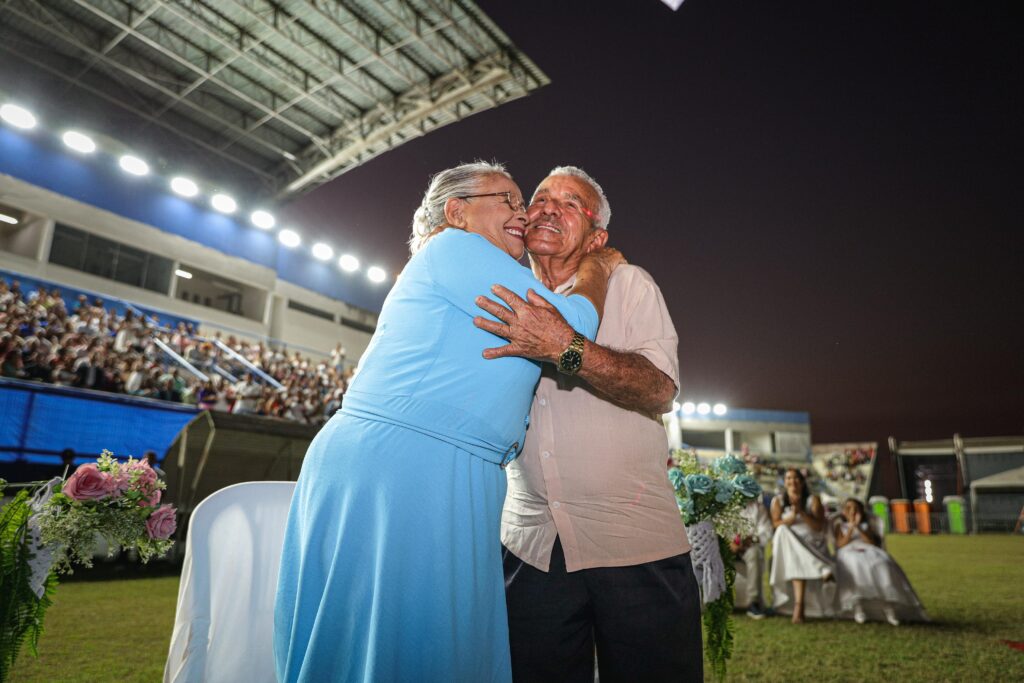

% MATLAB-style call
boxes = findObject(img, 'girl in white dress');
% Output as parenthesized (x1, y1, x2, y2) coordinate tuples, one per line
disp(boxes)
(770, 468, 835, 623)
(834, 499, 929, 625)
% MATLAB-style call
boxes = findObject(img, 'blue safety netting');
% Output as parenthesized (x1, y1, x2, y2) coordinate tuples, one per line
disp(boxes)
(0, 379, 198, 466)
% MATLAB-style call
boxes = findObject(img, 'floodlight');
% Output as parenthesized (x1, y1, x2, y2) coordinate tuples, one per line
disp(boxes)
(250, 210, 275, 229)
(338, 254, 359, 272)
(312, 243, 334, 261)
(211, 193, 237, 214)
(119, 154, 149, 176)
(0, 104, 37, 129)
(170, 177, 199, 198)
(278, 229, 301, 248)
(62, 130, 96, 154)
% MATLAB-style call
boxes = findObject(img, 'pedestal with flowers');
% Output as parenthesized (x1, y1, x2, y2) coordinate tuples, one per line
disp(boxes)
(668, 449, 762, 680)
(0, 451, 177, 682)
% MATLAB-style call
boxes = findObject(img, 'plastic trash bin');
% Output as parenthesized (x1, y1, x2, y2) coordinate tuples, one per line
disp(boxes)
(869, 496, 890, 534)
(913, 499, 932, 534)
(891, 499, 911, 533)
(944, 495, 967, 534)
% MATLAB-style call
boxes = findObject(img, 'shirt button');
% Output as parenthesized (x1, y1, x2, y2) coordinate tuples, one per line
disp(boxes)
(539, 397, 547, 406)
(542, 451, 551, 459)
(552, 501, 561, 509)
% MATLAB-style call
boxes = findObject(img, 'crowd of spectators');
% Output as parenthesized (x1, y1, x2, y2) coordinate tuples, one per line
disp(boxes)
(0, 277, 353, 425)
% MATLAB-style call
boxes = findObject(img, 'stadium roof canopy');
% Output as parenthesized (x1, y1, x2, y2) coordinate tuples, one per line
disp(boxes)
(0, 0, 548, 198)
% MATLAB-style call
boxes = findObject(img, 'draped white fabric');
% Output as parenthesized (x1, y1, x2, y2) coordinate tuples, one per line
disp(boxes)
(164, 481, 296, 683)
(770, 520, 836, 618)
(835, 525, 929, 623)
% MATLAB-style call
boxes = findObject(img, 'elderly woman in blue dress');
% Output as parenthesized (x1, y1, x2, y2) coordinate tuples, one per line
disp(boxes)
(769, 468, 836, 623)
(273, 161, 622, 683)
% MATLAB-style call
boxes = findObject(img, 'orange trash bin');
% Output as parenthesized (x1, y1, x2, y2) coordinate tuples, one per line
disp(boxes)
(891, 499, 911, 533)
(913, 499, 932, 534)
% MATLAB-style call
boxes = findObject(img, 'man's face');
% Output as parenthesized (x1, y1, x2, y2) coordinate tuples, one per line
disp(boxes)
(525, 175, 606, 260)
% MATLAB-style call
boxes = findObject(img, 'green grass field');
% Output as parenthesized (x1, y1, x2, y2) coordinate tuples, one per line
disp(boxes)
(8, 535, 1024, 682)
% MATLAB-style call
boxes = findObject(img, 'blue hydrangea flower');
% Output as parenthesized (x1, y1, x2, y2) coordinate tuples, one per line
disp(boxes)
(713, 479, 735, 503)
(733, 474, 762, 499)
(714, 454, 747, 476)
(685, 473, 713, 495)
(667, 467, 685, 492)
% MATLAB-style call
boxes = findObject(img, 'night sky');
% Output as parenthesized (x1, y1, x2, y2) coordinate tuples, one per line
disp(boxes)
(281, 1, 1023, 447)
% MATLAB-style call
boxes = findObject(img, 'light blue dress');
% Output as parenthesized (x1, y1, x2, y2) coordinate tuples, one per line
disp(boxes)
(273, 230, 599, 683)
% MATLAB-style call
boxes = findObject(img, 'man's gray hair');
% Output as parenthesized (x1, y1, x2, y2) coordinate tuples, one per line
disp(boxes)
(546, 165, 612, 230)
(408, 161, 511, 254)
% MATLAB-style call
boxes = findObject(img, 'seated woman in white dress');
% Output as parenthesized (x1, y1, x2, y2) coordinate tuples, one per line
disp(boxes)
(770, 468, 835, 623)
(834, 499, 929, 626)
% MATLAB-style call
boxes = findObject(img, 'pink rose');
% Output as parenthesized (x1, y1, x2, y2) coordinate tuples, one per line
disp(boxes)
(115, 460, 158, 493)
(63, 463, 117, 501)
(146, 504, 177, 540)
(139, 488, 162, 508)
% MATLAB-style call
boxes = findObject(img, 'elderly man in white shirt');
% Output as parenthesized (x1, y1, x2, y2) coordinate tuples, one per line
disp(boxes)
(474, 167, 700, 683)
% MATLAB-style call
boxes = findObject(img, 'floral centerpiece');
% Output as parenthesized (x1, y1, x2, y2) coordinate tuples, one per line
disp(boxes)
(0, 451, 177, 681)
(667, 449, 762, 680)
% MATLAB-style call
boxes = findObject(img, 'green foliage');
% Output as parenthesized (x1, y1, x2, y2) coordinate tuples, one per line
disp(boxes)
(702, 535, 737, 681)
(0, 490, 58, 683)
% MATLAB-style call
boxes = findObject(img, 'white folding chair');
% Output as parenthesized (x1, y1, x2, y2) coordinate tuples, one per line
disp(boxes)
(164, 481, 296, 683)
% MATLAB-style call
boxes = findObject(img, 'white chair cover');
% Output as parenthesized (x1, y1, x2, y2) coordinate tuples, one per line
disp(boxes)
(164, 481, 296, 683)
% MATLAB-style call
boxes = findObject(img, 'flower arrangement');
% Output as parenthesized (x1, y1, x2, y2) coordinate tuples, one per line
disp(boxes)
(668, 449, 762, 681)
(0, 450, 177, 681)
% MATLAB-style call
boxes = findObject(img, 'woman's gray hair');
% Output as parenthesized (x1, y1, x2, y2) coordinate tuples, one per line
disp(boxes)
(546, 165, 612, 230)
(408, 161, 512, 254)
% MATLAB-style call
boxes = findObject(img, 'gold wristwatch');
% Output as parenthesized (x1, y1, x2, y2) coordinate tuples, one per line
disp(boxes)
(557, 331, 586, 375)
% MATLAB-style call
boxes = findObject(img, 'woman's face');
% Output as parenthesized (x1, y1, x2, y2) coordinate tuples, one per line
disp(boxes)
(453, 175, 528, 259)
(784, 470, 804, 497)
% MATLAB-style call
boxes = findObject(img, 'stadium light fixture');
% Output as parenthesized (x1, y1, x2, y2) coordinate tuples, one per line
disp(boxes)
(278, 228, 301, 248)
(250, 210, 275, 230)
(672, 401, 681, 413)
(696, 402, 711, 416)
(367, 266, 387, 283)
(62, 130, 96, 154)
(0, 212, 19, 225)
(119, 154, 149, 176)
(170, 176, 199, 198)
(175, 269, 193, 279)
(0, 104, 37, 129)
(338, 254, 359, 272)
(681, 401, 696, 415)
(713, 403, 728, 416)
(312, 242, 334, 261)
(211, 193, 237, 214)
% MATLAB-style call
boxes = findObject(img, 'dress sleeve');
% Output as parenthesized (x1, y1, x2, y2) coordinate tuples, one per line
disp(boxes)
(426, 231, 599, 339)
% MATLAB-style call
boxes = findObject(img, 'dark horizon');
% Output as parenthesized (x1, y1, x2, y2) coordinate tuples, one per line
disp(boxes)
(280, 1, 1023, 448)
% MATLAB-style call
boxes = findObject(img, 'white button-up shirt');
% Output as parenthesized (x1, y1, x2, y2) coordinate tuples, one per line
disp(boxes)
(501, 265, 690, 572)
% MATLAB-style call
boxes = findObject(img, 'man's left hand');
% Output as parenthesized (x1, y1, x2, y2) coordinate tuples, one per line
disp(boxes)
(473, 285, 575, 362)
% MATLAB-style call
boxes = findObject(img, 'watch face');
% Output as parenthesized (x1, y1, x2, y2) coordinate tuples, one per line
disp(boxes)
(559, 349, 583, 373)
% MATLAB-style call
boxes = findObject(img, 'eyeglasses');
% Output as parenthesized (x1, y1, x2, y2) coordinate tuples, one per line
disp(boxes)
(457, 191, 527, 213)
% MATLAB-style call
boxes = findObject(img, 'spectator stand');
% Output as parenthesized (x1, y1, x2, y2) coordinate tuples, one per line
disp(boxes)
(1, 267, 197, 332)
